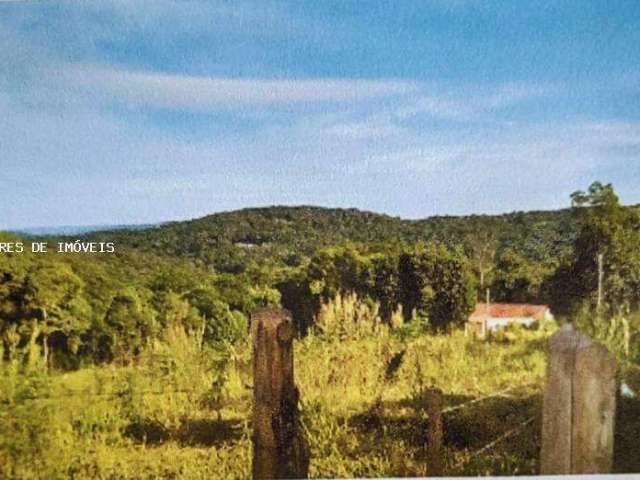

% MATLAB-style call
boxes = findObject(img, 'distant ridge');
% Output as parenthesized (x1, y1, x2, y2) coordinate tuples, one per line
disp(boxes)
(72, 204, 581, 274)
(10, 223, 158, 237)
(12, 204, 639, 273)
(11, 203, 639, 238)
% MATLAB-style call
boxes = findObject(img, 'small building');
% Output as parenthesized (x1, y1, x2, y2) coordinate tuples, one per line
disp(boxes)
(466, 303, 553, 338)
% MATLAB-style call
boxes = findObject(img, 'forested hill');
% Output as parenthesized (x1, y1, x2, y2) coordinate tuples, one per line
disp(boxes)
(77, 205, 579, 272)
(2, 186, 638, 367)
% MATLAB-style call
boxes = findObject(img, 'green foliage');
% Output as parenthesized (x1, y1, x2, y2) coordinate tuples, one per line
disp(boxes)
(0, 241, 254, 367)
(392, 308, 427, 341)
(552, 182, 640, 315)
(315, 292, 387, 341)
(2, 314, 639, 478)
(2, 192, 640, 477)
(8, 197, 635, 367)
(574, 306, 640, 373)
(81, 205, 581, 292)
(287, 242, 475, 332)
(0, 336, 60, 478)
(100, 288, 156, 363)
(398, 242, 476, 330)
(0, 323, 250, 479)
(492, 248, 554, 303)
(208, 306, 248, 346)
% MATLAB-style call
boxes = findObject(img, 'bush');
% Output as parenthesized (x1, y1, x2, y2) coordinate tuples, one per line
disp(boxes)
(315, 292, 387, 341)
(0, 339, 64, 479)
(205, 303, 248, 345)
(574, 304, 640, 373)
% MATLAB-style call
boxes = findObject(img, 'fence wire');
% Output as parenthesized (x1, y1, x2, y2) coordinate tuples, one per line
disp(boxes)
(440, 383, 540, 415)
(452, 416, 536, 471)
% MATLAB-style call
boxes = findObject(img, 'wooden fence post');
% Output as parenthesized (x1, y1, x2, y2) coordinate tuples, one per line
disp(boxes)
(252, 308, 309, 480)
(426, 388, 443, 476)
(540, 323, 616, 474)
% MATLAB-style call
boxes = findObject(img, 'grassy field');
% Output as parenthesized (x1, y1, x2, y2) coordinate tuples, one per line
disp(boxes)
(1, 321, 638, 479)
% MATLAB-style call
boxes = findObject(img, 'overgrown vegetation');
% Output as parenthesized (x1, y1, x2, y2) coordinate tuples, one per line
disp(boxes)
(1, 182, 639, 478)
(1, 307, 550, 479)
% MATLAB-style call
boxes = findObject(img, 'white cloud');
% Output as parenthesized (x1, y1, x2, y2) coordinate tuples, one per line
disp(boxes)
(396, 83, 553, 121)
(57, 65, 419, 110)
(579, 121, 640, 147)
(318, 118, 407, 141)
(330, 119, 639, 214)
(481, 83, 552, 110)
(396, 95, 475, 120)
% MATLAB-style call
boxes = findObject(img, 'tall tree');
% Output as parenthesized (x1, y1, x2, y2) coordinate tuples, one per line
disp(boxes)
(562, 182, 640, 313)
(464, 230, 498, 290)
(22, 262, 90, 368)
(491, 248, 549, 303)
(398, 243, 476, 330)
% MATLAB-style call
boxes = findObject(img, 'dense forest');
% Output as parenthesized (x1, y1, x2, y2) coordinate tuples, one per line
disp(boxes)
(1, 182, 639, 367)
(2, 182, 640, 478)
(81, 204, 578, 275)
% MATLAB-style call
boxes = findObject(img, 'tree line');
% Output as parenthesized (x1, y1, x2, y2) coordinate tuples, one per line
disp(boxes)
(1, 182, 639, 368)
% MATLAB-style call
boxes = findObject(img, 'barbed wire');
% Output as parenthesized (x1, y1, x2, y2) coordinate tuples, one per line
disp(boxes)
(4, 381, 540, 407)
(451, 416, 536, 471)
(442, 387, 517, 414)
(4, 380, 540, 474)
(441, 383, 540, 415)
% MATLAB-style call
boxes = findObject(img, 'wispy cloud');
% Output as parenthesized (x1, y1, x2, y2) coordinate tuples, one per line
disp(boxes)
(396, 83, 553, 121)
(2, 0, 639, 227)
(55, 65, 419, 110)
(580, 121, 640, 147)
(321, 120, 406, 140)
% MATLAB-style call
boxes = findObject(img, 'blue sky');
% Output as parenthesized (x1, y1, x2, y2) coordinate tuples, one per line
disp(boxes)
(1, 0, 639, 229)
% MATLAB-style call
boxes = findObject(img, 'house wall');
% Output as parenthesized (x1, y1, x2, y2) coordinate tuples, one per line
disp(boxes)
(486, 316, 537, 331)
(467, 308, 553, 338)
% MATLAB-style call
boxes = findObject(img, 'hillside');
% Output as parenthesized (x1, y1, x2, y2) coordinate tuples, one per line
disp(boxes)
(78, 205, 579, 272)
(2, 193, 640, 479)
(12, 223, 157, 237)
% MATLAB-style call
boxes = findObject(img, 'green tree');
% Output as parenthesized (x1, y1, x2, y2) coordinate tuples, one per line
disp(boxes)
(22, 262, 91, 368)
(398, 243, 476, 330)
(367, 253, 400, 322)
(464, 230, 498, 290)
(184, 287, 248, 344)
(491, 248, 550, 303)
(559, 182, 640, 314)
(98, 288, 154, 363)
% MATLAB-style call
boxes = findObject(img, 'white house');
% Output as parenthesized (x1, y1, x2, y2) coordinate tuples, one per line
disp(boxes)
(466, 303, 553, 338)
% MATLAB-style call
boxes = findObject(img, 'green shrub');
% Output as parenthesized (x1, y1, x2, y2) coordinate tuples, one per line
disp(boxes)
(315, 292, 387, 341)
(206, 306, 248, 345)
(574, 304, 640, 373)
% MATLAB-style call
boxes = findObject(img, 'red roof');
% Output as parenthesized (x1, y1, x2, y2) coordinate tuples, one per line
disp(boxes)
(470, 303, 549, 320)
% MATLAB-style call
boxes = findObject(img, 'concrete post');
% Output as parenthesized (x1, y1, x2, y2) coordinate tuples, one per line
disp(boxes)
(540, 323, 616, 474)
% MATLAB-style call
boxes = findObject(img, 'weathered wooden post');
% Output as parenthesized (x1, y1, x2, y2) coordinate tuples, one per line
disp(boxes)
(540, 323, 617, 474)
(426, 388, 444, 476)
(252, 308, 309, 480)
